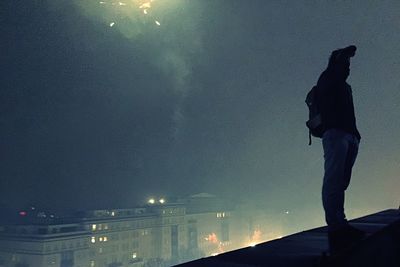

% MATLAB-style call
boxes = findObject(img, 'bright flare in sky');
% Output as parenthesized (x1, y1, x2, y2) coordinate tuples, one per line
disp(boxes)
(100, 0, 160, 28)
(139, 2, 152, 9)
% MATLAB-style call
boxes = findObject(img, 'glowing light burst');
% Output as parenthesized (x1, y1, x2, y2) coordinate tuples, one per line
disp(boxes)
(99, 0, 161, 29)
(139, 2, 152, 9)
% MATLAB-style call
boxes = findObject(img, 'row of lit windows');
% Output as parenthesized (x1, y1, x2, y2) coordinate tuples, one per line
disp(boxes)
(89, 238, 139, 249)
(90, 231, 143, 244)
(91, 236, 108, 244)
(91, 219, 158, 232)
(216, 212, 229, 218)
(91, 224, 109, 231)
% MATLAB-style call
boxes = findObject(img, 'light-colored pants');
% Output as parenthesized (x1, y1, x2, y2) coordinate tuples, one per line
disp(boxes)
(322, 128, 359, 230)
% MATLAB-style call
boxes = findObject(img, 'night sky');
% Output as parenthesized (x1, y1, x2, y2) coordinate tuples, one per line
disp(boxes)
(1, 0, 399, 220)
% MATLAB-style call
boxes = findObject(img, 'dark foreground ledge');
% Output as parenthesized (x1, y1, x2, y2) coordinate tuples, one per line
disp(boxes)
(176, 209, 400, 267)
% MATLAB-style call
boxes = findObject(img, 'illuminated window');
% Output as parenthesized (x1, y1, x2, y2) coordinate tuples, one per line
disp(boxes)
(104, 224, 109, 230)
(91, 237, 96, 244)
(99, 237, 103, 242)
(132, 252, 137, 259)
(103, 236, 108, 242)
(90, 260, 95, 267)
(92, 224, 97, 231)
(98, 224, 102, 230)
(111, 211, 115, 216)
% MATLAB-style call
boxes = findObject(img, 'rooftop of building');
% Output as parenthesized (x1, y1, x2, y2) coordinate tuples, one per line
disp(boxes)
(0, 193, 230, 225)
(0, 202, 187, 226)
(177, 208, 400, 267)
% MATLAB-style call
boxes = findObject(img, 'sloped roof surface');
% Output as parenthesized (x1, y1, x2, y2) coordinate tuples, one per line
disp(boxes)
(177, 209, 400, 267)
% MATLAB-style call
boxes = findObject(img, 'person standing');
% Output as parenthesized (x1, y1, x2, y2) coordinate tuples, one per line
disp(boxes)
(316, 45, 365, 254)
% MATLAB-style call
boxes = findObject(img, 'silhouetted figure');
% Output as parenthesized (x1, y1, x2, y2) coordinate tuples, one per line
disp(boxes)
(316, 45, 365, 254)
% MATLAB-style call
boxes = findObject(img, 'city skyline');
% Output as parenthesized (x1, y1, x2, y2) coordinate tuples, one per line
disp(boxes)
(0, 193, 291, 266)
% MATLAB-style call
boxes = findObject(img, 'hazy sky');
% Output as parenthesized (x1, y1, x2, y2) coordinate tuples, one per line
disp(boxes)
(1, 1, 399, 217)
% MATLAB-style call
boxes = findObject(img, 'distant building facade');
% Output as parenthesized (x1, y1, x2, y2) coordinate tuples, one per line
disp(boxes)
(0, 222, 90, 267)
(0, 194, 285, 267)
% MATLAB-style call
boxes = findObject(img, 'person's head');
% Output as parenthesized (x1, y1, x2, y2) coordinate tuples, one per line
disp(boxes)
(327, 45, 356, 80)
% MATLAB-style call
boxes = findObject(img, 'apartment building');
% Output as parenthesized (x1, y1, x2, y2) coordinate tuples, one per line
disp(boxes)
(0, 195, 283, 267)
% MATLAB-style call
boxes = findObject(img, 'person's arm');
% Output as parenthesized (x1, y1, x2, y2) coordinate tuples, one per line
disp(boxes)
(317, 71, 339, 128)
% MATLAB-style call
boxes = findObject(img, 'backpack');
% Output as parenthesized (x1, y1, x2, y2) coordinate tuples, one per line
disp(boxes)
(305, 86, 324, 145)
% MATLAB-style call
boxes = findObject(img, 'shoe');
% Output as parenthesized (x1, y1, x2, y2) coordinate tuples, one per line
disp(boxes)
(328, 224, 366, 255)
(343, 224, 366, 242)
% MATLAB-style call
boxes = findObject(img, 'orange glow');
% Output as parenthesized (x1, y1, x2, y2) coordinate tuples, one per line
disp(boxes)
(205, 233, 218, 244)
(251, 229, 262, 242)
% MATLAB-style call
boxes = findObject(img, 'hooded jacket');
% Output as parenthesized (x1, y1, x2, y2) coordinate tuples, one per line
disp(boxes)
(316, 46, 361, 140)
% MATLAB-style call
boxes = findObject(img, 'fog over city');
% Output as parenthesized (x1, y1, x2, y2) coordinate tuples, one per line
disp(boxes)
(1, 0, 399, 246)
